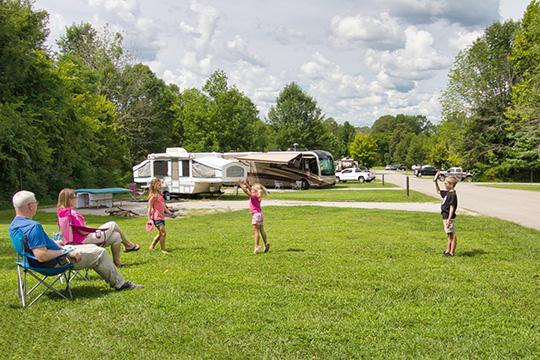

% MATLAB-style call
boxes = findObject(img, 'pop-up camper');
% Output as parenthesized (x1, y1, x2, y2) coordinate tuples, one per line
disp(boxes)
(132, 148, 248, 198)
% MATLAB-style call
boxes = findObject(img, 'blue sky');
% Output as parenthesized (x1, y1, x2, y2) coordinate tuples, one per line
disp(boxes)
(36, 0, 531, 126)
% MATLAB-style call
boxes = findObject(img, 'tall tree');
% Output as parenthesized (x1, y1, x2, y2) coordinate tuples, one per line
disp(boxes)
(506, 0, 540, 180)
(0, 0, 70, 199)
(116, 63, 176, 163)
(441, 20, 520, 175)
(268, 82, 326, 150)
(349, 133, 378, 168)
(180, 70, 262, 152)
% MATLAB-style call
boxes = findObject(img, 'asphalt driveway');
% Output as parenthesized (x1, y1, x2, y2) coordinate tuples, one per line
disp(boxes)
(381, 171, 540, 230)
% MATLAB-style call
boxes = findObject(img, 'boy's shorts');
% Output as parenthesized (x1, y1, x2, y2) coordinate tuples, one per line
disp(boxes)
(443, 219, 456, 234)
(153, 219, 165, 227)
(251, 213, 264, 225)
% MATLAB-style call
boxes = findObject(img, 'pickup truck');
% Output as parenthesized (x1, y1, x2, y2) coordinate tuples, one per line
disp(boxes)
(336, 167, 376, 183)
(439, 167, 473, 182)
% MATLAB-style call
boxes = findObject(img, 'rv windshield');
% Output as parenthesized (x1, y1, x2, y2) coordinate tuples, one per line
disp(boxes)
(319, 159, 334, 175)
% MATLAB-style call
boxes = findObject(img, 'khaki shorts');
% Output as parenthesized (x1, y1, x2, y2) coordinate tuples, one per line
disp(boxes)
(443, 219, 456, 234)
(252, 213, 264, 225)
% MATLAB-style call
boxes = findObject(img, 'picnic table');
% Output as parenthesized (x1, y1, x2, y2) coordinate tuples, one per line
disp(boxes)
(75, 188, 129, 208)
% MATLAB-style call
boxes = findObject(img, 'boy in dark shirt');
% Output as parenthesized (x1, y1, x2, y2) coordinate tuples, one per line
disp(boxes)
(434, 173, 459, 256)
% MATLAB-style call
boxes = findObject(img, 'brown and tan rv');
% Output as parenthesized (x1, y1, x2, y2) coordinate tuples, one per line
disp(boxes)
(235, 150, 336, 189)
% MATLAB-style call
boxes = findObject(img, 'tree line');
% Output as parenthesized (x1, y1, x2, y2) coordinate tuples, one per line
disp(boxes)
(1, 0, 538, 205)
(344, 1, 539, 181)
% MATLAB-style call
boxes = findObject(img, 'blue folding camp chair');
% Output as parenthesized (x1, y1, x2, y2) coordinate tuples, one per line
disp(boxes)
(9, 229, 75, 308)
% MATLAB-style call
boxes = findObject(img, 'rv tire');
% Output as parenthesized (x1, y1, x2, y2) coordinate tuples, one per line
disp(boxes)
(301, 179, 309, 190)
(358, 176, 365, 183)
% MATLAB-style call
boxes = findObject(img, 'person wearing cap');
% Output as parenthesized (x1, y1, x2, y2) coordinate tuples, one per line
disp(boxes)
(8, 190, 143, 291)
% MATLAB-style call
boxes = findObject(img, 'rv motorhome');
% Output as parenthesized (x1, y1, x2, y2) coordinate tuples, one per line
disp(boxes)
(235, 150, 336, 189)
(132, 148, 248, 199)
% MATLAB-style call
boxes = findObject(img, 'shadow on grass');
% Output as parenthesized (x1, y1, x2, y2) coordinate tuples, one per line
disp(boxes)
(285, 248, 305, 252)
(459, 249, 487, 257)
(2, 284, 114, 309)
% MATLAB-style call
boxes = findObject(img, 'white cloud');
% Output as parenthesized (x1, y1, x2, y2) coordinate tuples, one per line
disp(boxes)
(179, 0, 220, 52)
(87, 0, 162, 61)
(38, 0, 518, 125)
(366, 26, 450, 82)
(448, 28, 483, 51)
(226, 35, 264, 67)
(300, 53, 366, 98)
(257, 22, 305, 45)
(330, 12, 405, 50)
(384, 0, 501, 27)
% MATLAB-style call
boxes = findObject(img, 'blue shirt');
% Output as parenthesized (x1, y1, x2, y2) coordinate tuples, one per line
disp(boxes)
(9, 216, 61, 252)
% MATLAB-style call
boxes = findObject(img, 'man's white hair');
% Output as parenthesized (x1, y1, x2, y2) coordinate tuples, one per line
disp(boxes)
(12, 190, 37, 208)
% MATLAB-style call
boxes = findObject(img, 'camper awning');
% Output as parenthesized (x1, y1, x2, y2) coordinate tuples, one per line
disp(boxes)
(194, 156, 238, 170)
(236, 152, 301, 164)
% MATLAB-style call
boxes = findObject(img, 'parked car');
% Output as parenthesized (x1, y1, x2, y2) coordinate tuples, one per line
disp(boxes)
(439, 167, 474, 182)
(397, 164, 407, 171)
(385, 164, 399, 170)
(415, 166, 438, 177)
(336, 167, 376, 183)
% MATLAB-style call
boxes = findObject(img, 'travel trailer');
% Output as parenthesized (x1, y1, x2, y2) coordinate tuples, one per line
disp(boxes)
(235, 150, 336, 189)
(132, 148, 248, 198)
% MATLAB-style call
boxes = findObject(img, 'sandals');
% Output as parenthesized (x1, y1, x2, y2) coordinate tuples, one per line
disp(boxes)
(125, 243, 140, 253)
(264, 244, 270, 253)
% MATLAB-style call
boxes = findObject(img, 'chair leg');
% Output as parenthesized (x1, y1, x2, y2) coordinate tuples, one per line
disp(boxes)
(25, 271, 69, 308)
(17, 266, 26, 308)
(65, 271, 73, 299)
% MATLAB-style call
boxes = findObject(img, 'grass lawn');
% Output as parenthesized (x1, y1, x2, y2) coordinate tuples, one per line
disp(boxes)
(267, 189, 437, 202)
(0, 207, 538, 358)
(477, 183, 540, 192)
(333, 181, 398, 188)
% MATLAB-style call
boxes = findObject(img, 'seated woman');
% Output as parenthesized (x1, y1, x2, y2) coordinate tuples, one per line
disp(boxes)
(56, 188, 140, 267)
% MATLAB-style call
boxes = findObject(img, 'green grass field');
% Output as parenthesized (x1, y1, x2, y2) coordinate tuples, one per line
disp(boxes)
(333, 181, 398, 188)
(266, 189, 437, 202)
(477, 183, 540, 192)
(0, 207, 538, 358)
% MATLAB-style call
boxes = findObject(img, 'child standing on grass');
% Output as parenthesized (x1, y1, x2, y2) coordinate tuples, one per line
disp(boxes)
(434, 172, 459, 256)
(239, 180, 269, 254)
(147, 178, 175, 253)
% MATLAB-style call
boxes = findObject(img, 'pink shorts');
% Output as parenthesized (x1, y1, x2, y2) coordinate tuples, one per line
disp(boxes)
(251, 212, 264, 225)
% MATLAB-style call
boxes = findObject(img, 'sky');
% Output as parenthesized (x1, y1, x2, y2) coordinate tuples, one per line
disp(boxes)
(36, 0, 532, 127)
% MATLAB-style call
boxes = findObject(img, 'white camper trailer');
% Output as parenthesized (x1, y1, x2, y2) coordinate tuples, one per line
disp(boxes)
(132, 148, 248, 198)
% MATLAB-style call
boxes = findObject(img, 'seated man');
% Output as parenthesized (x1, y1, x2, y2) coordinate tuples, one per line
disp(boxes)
(9, 190, 142, 291)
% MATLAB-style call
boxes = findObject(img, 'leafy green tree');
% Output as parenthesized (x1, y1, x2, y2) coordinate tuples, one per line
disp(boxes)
(405, 134, 430, 166)
(349, 133, 378, 168)
(178, 70, 262, 152)
(115, 63, 176, 163)
(392, 133, 413, 164)
(0, 1, 71, 199)
(338, 121, 357, 157)
(506, 0, 540, 180)
(441, 20, 520, 175)
(429, 142, 450, 168)
(268, 83, 327, 150)
(202, 69, 228, 98)
(176, 88, 213, 152)
(57, 22, 127, 98)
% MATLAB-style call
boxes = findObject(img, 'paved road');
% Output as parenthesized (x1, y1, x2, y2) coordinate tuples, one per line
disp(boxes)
(380, 171, 540, 230)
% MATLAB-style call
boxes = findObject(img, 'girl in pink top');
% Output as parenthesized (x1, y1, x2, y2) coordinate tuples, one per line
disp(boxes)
(56, 188, 140, 267)
(239, 180, 269, 254)
(147, 178, 175, 253)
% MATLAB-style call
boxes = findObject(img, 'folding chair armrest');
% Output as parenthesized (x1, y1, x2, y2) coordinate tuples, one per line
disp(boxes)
(25, 248, 72, 262)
